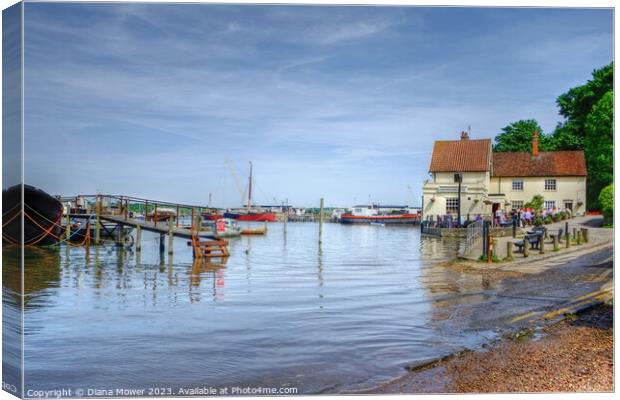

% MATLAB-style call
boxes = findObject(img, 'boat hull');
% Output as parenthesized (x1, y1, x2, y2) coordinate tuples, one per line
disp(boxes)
(3, 184, 63, 245)
(223, 212, 276, 222)
(340, 213, 420, 225)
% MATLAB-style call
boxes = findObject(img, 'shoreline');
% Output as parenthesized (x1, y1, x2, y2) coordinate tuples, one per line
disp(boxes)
(360, 302, 613, 394)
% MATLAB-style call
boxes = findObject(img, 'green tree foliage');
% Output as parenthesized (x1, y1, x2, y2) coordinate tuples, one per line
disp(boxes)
(585, 90, 614, 209)
(524, 194, 544, 212)
(550, 63, 613, 209)
(493, 120, 552, 153)
(598, 184, 613, 224)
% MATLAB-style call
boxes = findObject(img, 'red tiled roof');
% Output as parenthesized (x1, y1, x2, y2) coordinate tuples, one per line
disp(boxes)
(428, 139, 492, 172)
(492, 151, 587, 177)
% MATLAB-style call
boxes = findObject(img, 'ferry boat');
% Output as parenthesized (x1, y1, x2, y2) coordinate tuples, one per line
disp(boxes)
(3, 184, 64, 245)
(340, 205, 420, 225)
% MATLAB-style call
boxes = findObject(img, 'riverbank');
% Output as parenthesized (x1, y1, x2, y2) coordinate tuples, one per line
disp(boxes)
(368, 303, 613, 393)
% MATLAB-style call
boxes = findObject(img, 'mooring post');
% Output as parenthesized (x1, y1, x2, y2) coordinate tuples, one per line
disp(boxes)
(176, 205, 180, 228)
(572, 227, 577, 241)
(117, 223, 123, 247)
(95, 196, 101, 245)
(539, 235, 545, 254)
(512, 219, 516, 238)
(582, 228, 589, 243)
(506, 241, 513, 260)
(136, 225, 142, 252)
(168, 216, 174, 255)
(65, 212, 71, 241)
(566, 232, 571, 248)
(523, 238, 529, 257)
(553, 235, 559, 251)
(319, 198, 324, 245)
(154, 204, 158, 227)
(576, 230, 582, 245)
(565, 221, 569, 242)
(159, 233, 165, 254)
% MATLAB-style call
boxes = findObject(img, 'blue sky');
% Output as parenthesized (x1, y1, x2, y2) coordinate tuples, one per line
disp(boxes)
(22, 4, 613, 207)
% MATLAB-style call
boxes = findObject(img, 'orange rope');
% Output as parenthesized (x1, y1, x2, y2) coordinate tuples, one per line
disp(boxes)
(2, 210, 21, 228)
(23, 212, 63, 245)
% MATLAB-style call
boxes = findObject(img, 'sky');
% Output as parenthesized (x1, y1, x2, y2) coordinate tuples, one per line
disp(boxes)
(21, 3, 613, 207)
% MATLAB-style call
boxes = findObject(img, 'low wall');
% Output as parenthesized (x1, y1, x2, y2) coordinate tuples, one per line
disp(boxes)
(421, 226, 517, 238)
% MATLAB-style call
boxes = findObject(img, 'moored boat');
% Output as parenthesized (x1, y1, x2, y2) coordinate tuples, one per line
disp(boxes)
(209, 218, 242, 238)
(340, 205, 420, 225)
(3, 184, 64, 245)
(225, 161, 276, 222)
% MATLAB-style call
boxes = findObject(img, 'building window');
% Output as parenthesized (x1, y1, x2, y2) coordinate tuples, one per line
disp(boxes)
(446, 197, 459, 214)
(544, 200, 556, 210)
(512, 179, 523, 191)
(544, 179, 556, 191)
(512, 200, 524, 209)
(564, 202, 573, 211)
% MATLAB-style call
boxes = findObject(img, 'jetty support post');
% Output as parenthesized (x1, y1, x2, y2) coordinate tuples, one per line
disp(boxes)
(582, 228, 589, 243)
(117, 223, 123, 247)
(319, 198, 324, 245)
(136, 225, 142, 252)
(159, 233, 165, 254)
(65, 212, 71, 241)
(95, 195, 101, 245)
(576, 230, 582, 245)
(176, 205, 180, 228)
(168, 216, 174, 255)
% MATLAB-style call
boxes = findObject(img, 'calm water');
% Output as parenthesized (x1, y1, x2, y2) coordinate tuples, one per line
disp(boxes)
(4, 222, 497, 394)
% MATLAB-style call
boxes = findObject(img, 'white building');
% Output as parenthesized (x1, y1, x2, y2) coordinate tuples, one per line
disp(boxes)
(422, 131, 587, 221)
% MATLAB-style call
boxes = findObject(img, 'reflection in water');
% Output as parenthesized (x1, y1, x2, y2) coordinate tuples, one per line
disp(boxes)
(189, 258, 227, 303)
(15, 224, 504, 394)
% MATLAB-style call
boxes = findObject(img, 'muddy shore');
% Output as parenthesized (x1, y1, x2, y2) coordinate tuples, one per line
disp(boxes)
(366, 304, 613, 394)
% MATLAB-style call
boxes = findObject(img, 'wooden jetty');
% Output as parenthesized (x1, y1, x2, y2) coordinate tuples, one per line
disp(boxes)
(62, 194, 227, 258)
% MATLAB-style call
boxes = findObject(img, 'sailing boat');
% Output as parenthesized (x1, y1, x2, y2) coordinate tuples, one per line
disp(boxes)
(223, 162, 276, 222)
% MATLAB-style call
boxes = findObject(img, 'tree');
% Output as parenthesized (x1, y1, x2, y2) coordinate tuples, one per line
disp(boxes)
(524, 195, 544, 212)
(549, 62, 613, 209)
(585, 90, 614, 210)
(598, 184, 613, 224)
(493, 119, 553, 153)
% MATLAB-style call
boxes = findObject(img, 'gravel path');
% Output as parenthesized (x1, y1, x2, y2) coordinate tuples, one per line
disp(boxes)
(369, 304, 613, 393)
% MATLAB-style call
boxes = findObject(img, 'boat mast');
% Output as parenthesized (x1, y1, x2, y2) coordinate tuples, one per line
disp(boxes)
(247, 161, 253, 211)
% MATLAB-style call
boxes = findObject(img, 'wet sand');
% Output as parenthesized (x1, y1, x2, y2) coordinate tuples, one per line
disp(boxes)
(368, 304, 613, 393)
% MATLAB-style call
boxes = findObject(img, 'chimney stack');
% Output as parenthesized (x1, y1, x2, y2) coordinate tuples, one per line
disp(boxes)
(532, 130, 539, 156)
(460, 131, 469, 140)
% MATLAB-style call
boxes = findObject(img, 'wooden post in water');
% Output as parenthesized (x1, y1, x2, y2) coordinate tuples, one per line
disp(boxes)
(523, 239, 529, 258)
(573, 227, 577, 240)
(136, 225, 142, 252)
(566, 232, 571, 248)
(553, 235, 559, 251)
(565, 222, 569, 242)
(159, 233, 165, 254)
(154, 204, 158, 227)
(506, 241, 513, 260)
(95, 196, 101, 245)
(319, 198, 324, 245)
(176, 205, 180, 228)
(539, 235, 545, 254)
(65, 212, 71, 241)
(576, 230, 582, 245)
(168, 216, 174, 255)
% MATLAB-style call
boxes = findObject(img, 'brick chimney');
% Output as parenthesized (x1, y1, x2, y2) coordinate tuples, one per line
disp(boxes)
(460, 130, 469, 140)
(532, 130, 539, 156)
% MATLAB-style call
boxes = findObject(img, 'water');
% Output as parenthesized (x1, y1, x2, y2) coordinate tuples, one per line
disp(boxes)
(4, 222, 498, 394)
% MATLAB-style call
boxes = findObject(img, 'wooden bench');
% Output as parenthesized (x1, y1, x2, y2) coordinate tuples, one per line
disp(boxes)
(514, 234, 542, 253)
